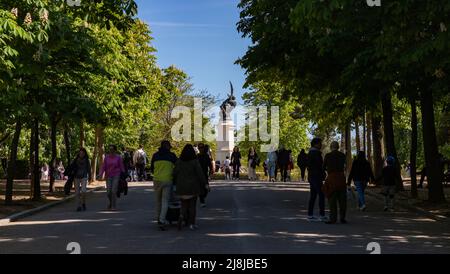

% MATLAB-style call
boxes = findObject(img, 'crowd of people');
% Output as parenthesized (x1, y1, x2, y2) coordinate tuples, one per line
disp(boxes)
(305, 137, 399, 224)
(59, 137, 404, 230)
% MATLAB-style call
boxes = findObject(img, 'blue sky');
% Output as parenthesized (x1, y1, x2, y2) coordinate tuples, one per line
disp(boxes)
(135, 0, 251, 104)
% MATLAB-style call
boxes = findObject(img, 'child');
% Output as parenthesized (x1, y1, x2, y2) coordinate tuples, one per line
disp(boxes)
(380, 156, 397, 212)
(223, 156, 231, 180)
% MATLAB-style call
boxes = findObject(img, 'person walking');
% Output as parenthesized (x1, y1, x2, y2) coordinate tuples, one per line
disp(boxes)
(99, 145, 125, 211)
(231, 147, 241, 180)
(248, 147, 258, 181)
(133, 145, 147, 181)
(150, 140, 177, 230)
(122, 148, 133, 181)
(223, 156, 232, 180)
(322, 141, 347, 224)
(57, 161, 65, 180)
(197, 143, 213, 208)
(267, 148, 278, 182)
(287, 150, 294, 181)
(278, 146, 290, 182)
(348, 151, 375, 211)
(307, 138, 326, 222)
(71, 148, 92, 212)
(173, 144, 208, 231)
(297, 149, 308, 182)
(378, 156, 397, 212)
(41, 164, 49, 181)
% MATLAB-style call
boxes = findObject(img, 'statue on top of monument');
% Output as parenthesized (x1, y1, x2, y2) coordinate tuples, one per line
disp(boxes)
(220, 81, 237, 121)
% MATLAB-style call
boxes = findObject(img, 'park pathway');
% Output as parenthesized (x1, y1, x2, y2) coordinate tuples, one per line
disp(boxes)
(0, 181, 449, 254)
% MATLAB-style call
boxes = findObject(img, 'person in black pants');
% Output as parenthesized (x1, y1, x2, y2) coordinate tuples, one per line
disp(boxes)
(307, 138, 326, 222)
(231, 147, 241, 180)
(197, 143, 213, 207)
(277, 147, 290, 182)
(297, 149, 308, 182)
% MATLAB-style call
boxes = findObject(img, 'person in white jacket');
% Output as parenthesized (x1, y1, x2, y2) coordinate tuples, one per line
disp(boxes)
(133, 145, 147, 181)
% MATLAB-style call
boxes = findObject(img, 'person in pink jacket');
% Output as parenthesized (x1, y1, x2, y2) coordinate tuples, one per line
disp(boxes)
(99, 145, 125, 211)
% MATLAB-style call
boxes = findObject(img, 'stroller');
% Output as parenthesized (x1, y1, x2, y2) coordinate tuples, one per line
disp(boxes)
(166, 185, 181, 224)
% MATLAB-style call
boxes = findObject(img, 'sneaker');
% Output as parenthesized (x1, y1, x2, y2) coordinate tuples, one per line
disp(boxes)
(325, 221, 337, 225)
(307, 216, 317, 222)
(200, 203, 206, 208)
(189, 225, 196, 231)
(82, 204, 86, 211)
(159, 224, 167, 231)
(76, 206, 82, 212)
(340, 219, 348, 224)
(319, 216, 329, 222)
(384, 207, 389, 212)
(360, 205, 366, 212)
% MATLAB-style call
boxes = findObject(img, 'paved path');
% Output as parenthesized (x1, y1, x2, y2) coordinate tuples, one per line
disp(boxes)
(0, 181, 449, 254)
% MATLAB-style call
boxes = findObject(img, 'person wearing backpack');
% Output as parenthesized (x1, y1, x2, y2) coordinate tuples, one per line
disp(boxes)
(133, 145, 147, 182)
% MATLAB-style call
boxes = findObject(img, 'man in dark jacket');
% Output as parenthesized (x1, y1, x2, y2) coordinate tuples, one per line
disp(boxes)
(297, 149, 308, 182)
(348, 151, 375, 211)
(307, 138, 326, 221)
(277, 146, 290, 182)
(197, 143, 213, 208)
(323, 141, 347, 224)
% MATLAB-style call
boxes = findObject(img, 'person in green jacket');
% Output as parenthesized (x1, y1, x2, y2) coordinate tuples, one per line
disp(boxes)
(150, 140, 177, 231)
(173, 144, 209, 231)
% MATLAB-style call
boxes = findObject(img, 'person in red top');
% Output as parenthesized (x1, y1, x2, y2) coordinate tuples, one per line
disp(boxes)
(99, 145, 125, 211)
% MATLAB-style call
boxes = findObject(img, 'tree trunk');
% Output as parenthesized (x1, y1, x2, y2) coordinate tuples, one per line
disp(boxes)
(410, 97, 418, 199)
(97, 126, 105, 180)
(363, 111, 367, 153)
(340, 128, 345, 153)
(372, 114, 384, 184)
(381, 90, 404, 191)
(79, 119, 85, 148)
(5, 121, 22, 205)
(29, 123, 34, 197)
(32, 118, 41, 201)
(367, 112, 373, 166)
(91, 126, 100, 183)
(49, 115, 58, 193)
(355, 119, 361, 152)
(63, 124, 72, 166)
(0, 132, 11, 146)
(345, 123, 352, 176)
(420, 90, 445, 203)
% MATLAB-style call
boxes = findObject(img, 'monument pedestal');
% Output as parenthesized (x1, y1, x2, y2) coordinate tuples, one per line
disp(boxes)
(216, 119, 235, 164)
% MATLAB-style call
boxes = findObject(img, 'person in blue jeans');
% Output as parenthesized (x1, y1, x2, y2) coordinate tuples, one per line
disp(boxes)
(307, 138, 326, 222)
(348, 151, 375, 211)
(267, 148, 278, 182)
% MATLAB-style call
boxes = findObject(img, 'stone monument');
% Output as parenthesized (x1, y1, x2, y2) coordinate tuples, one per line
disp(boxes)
(216, 82, 237, 164)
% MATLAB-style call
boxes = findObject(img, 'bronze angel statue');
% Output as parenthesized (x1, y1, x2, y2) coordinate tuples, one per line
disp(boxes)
(220, 82, 237, 121)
